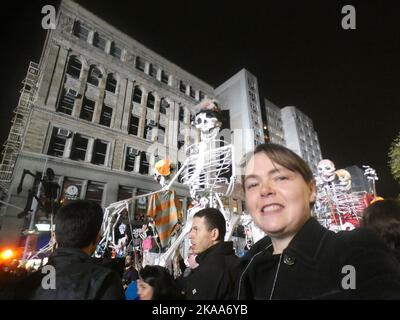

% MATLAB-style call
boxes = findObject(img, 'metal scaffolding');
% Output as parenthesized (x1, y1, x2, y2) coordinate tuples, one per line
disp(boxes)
(0, 62, 39, 225)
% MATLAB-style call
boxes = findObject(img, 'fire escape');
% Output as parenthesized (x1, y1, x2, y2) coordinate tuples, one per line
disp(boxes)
(0, 62, 39, 222)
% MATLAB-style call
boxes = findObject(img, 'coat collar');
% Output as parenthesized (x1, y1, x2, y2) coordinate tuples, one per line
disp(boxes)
(243, 218, 329, 262)
(286, 217, 330, 261)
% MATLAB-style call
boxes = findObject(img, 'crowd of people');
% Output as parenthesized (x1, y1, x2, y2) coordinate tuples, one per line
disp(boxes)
(1, 143, 400, 300)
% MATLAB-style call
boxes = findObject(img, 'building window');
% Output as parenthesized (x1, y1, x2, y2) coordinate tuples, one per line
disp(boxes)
(135, 57, 145, 72)
(87, 66, 102, 87)
(85, 181, 104, 205)
(110, 42, 121, 59)
(48, 127, 69, 157)
(118, 186, 133, 201)
(149, 64, 157, 77)
(93, 33, 107, 51)
(139, 152, 149, 175)
(66, 56, 82, 79)
(132, 86, 142, 104)
(92, 140, 108, 165)
(99, 104, 113, 127)
(158, 125, 165, 144)
(105, 74, 117, 93)
(57, 89, 76, 115)
(179, 106, 185, 122)
(80, 97, 95, 122)
(125, 147, 138, 172)
(70, 134, 88, 161)
(128, 115, 139, 135)
(179, 81, 186, 93)
(199, 91, 205, 101)
(159, 98, 168, 114)
(189, 87, 196, 98)
(147, 92, 155, 109)
(177, 138, 184, 151)
(73, 21, 89, 41)
(161, 70, 169, 84)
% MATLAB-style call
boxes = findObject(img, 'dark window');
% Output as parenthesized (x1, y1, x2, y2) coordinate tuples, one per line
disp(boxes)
(132, 86, 142, 104)
(139, 152, 149, 175)
(199, 91, 205, 101)
(179, 81, 186, 93)
(161, 71, 169, 84)
(48, 127, 67, 157)
(73, 21, 89, 41)
(100, 105, 113, 127)
(149, 64, 157, 77)
(87, 66, 102, 87)
(85, 181, 104, 205)
(92, 140, 108, 165)
(160, 98, 168, 114)
(70, 134, 88, 161)
(124, 147, 137, 172)
(93, 33, 107, 51)
(179, 106, 185, 122)
(105, 74, 117, 93)
(190, 87, 196, 98)
(128, 115, 139, 135)
(110, 42, 121, 59)
(57, 89, 76, 115)
(66, 56, 82, 79)
(135, 57, 145, 72)
(80, 97, 95, 121)
(118, 186, 133, 201)
(147, 92, 155, 109)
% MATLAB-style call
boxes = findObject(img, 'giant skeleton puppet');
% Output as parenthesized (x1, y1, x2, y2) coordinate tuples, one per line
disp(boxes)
(99, 99, 237, 267)
(314, 159, 369, 232)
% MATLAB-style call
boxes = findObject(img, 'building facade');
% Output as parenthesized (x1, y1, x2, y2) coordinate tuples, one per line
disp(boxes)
(215, 69, 264, 163)
(264, 101, 322, 173)
(0, 0, 220, 246)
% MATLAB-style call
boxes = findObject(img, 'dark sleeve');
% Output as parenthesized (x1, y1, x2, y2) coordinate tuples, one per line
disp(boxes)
(97, 271, 126, 300)
(338, 229, 400, 299)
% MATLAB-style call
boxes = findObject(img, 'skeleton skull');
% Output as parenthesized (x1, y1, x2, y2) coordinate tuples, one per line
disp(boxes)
(335, 169, 352, 191)
(317, 159, 336, 182)
(194, 111, 220, 133)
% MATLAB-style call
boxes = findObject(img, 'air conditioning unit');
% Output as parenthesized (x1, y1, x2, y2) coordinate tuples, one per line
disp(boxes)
(129, 148, 140, 156)
(66, 88, 79, 97)
(57, 128, 72, 138)
(148, 120, 157, 127)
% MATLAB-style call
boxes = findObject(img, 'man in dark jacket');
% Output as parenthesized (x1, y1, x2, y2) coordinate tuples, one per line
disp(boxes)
(184, 208, 240, 300)
(17, 200, 125, 300)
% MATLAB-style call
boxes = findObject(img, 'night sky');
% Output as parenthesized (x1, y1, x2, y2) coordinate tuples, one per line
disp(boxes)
(0, 0, 399, 197)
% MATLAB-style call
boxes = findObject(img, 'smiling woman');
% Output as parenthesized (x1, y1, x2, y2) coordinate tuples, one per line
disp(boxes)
(236, 143, 400, 300)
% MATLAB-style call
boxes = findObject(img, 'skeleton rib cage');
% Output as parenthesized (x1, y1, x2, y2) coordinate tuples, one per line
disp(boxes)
(180, 140, 234, 196)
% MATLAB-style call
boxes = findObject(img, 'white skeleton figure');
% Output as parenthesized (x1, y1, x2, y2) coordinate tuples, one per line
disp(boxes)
(335, 169, 352, 192)
(314, 160, 365, 232)
(317, 159, 336, 183)
(99, 99, 238, 267)
(363, 165, 379, 196)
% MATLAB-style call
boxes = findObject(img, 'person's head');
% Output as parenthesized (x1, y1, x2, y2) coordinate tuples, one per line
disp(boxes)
(362, 199, 400, 260)
(55, 200, 103, 255)
(189, 208, 226, 254)
(125, 255, 132, 267)
(137, 265, 183, 300)
(241, 143, 316, 248)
